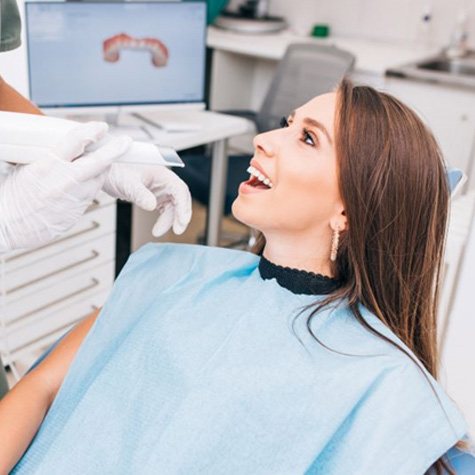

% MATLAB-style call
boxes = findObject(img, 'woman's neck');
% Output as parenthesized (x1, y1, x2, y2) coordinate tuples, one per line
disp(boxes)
(262, 234, 333, 277)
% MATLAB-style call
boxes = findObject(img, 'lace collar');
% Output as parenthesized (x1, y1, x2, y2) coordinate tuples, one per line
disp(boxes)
(258, 256, 341, 295)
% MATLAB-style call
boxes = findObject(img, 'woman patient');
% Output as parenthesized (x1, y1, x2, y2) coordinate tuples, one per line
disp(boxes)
(0, 79, 468, 474)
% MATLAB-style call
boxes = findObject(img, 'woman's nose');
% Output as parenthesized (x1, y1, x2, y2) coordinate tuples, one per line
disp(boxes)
(253, 131, 275, 157)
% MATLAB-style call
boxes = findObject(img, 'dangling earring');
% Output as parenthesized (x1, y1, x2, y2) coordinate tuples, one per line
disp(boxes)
(330, 227, 340, 262)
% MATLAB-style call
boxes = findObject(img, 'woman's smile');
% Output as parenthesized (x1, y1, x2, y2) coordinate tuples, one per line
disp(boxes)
(239, 161, 274, 194)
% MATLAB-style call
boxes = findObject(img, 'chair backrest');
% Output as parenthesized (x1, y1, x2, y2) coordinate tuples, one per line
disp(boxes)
(256, 43, 355, 133)
(428, 446, 475, 474)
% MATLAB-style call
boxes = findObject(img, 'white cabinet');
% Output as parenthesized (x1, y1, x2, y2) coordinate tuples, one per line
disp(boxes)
(0, 193, 116, 373)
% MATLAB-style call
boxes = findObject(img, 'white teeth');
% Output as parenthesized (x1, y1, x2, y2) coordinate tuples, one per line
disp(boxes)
(246, 166, 273, 188)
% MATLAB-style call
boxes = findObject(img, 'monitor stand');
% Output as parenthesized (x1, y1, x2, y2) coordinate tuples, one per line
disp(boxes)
(105, 112, 155, 141)
(104, 112, 121, 127)
(132, 112, 203, 133)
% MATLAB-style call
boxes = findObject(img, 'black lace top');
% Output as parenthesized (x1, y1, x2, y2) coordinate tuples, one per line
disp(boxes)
(258, 255, 341, 295)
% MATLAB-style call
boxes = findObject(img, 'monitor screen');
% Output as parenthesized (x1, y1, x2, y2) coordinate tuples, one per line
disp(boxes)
(25, 1, 207, 109)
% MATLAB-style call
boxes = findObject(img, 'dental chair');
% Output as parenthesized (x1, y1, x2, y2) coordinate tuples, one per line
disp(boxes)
(427, 445, 475, 474)
(1, 172, 474, 473)
(175, 43, 355, 247)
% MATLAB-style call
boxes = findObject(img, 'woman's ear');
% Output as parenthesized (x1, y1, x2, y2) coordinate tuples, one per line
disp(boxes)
(330, 209, 347, 233)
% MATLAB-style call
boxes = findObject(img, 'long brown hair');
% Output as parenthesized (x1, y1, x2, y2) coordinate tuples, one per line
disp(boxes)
(252, 78, 458, 474)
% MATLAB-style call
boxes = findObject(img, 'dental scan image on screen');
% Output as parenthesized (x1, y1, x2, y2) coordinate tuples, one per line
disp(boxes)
(26, 2, 206, 108)
(103, 33, 169, 68)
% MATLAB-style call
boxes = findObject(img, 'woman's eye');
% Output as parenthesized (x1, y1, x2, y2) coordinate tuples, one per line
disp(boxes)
(302, 129, 316, 147)
(280, 116, 289, 128)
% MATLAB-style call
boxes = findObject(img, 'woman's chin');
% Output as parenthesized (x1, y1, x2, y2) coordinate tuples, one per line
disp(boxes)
(231, 196, 257, 229)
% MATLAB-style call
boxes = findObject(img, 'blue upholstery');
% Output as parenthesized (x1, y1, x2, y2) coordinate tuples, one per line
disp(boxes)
(431, 446, 475, 474)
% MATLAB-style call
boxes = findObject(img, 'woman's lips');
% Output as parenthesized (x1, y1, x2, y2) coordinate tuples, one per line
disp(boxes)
(238, 178, 272, 195)
(250, 159, 272, 183)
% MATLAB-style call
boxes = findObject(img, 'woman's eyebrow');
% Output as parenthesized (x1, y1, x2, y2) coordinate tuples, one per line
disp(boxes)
(289, 110, 333, 145)
(303, 117, 333, 145)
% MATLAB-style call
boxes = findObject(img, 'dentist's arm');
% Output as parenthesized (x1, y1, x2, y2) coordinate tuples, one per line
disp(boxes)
(0, 309, 100, 474)
(0, 75, 42, 115)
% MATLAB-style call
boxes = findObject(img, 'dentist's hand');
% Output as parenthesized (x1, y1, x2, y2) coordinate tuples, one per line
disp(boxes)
(102, 164, 192, 236)
(0, 122, 132, 252)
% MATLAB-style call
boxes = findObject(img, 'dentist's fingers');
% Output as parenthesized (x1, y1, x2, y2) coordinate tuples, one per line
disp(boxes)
(172, 191, 192, 235)
(172, 214, 189, 235)
(72, 136, 132, 182)
(128, 183, 157, 211)
(54, 122, 109, 162)
(163, 172, 192, 235)
(152, 203, 175, 237)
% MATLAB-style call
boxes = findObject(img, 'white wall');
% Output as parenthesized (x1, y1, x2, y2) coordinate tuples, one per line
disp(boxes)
(5, 0, 475, 97)
(441, 201, 475, 435)
(228, 0, 475, 48)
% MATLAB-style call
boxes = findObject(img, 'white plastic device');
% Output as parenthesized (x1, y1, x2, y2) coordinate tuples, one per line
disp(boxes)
(0, 112, 184, 167)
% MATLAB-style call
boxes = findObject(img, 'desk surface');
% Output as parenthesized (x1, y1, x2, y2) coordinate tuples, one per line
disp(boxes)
(207, 26, 440, 76)
(119, 109, 254, 151)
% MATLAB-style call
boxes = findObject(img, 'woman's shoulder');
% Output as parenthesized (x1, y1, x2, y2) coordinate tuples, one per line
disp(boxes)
(315, 301, 431, 364)
(118, 242, 260, 285)
(313, 302, 467, 442)
(131, 242, 259, 266)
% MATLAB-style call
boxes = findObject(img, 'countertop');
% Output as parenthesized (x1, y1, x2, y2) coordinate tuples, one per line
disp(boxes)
(207, 26, 441, 76)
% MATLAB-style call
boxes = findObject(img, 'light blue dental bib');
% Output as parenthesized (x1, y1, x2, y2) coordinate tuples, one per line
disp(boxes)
(13, 243, 466, 474)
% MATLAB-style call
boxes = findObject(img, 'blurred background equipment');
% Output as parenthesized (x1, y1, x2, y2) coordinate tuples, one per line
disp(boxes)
(214, 0, 286, 34)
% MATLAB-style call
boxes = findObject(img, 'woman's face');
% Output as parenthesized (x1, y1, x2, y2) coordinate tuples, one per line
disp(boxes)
(232, 92, 345, 238)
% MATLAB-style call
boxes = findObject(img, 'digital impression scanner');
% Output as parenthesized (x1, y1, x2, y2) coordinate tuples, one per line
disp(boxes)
(0, 111, 184, 167)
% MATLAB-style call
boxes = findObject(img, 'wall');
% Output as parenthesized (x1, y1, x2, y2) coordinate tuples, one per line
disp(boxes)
(228, 0, 475, 48)
(5, 0, 475, 97)
(442, 203, 475, 435)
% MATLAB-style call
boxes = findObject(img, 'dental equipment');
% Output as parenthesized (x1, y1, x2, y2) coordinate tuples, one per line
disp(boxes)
(0, 111, 184, 167)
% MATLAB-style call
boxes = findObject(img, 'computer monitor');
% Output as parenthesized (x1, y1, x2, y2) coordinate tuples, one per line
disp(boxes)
(25, 1, 207, 117)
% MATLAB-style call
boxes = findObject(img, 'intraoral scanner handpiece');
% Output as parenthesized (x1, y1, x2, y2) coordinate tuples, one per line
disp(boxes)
(0, 111, 184, 167)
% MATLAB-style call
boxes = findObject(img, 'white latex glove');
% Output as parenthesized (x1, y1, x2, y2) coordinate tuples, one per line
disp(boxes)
(0, 123, 132, 251)
(103, 164, 192, 236)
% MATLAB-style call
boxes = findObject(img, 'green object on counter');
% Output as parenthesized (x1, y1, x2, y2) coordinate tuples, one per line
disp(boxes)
(0, 0, 22, 52)
(311, 24, 330, 38)
(184, 0, 230, 25)
(0, 359, 9, 399)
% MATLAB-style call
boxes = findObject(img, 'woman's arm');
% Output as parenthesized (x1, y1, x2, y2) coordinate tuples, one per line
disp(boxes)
(0, 308, 100, 473)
